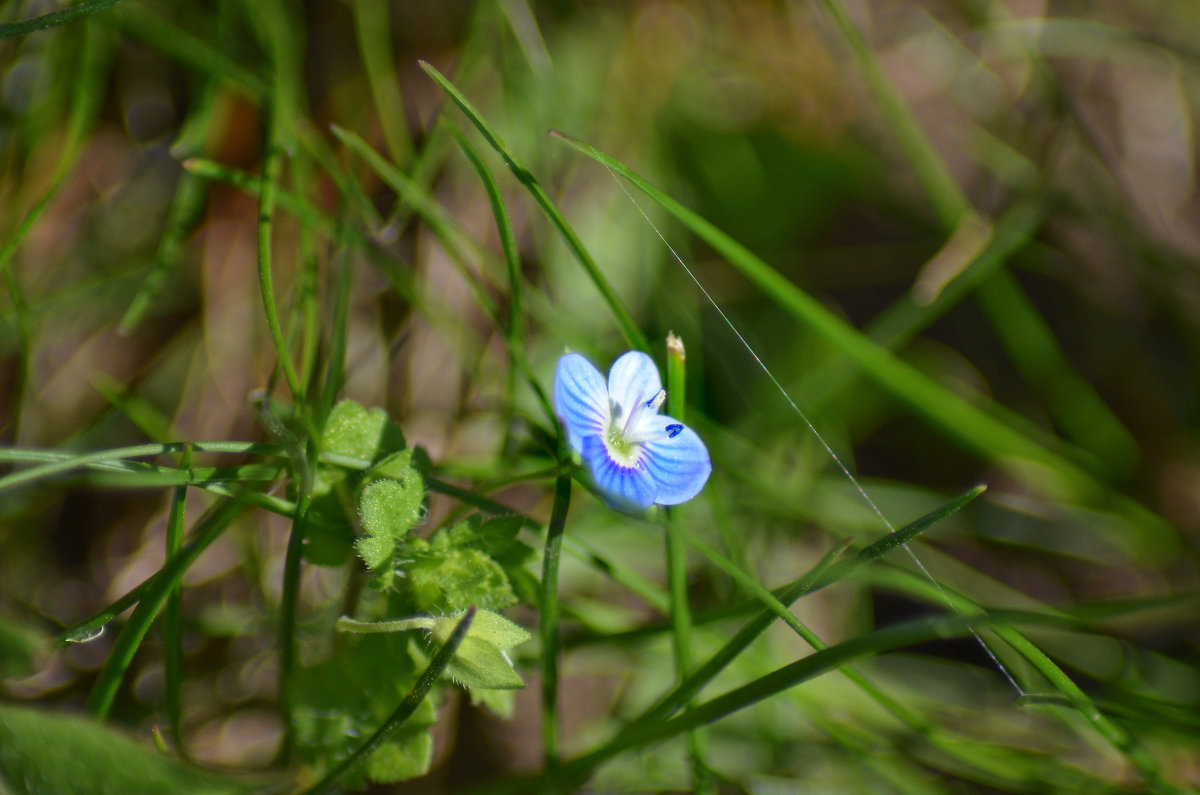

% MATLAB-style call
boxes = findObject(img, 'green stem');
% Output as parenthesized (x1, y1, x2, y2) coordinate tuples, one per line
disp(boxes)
(161, 445, 192, 749)
(663, 333, 705, 786)
(256, 141, 304, 401)
(540, 466, 573, 777)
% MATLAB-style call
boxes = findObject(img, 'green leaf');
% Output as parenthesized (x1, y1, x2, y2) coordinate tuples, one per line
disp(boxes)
(363, 733, 433, 784)
(302, 517, 354, 567)
(473, 514, 536, 568)
(291, 634, 435, 788)
(407, 541, 515, 613)
(0, 703, 254, 795)
(430, 610, 531, 690)
(355, 534, 395, 570)
(0, 614, 46, 678)
(366, 449, 419, 482)
(431, 608, 531, 651)
(469, 687, 516, 719)
(323, 400, 406, 463)
(443, 636, 526, 689)
(359, 476, 423, 544)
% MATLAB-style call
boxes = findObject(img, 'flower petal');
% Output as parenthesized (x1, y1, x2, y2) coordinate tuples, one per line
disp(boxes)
(640, 416, 711, 505)
(554, 353, 610, 455)
(607, 352, 663, 424)
(582, 434, 658, 509)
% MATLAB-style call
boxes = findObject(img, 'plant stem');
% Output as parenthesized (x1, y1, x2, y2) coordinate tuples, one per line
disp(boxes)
(664, 332, 707, 788)
(540, 464, 573, 779)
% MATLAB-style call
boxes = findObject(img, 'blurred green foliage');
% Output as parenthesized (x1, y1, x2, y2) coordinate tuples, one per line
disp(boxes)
(0, 0, 1198, 792)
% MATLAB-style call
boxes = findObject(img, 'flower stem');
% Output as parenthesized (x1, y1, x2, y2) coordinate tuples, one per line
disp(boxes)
(540, 459, 573, 779)
(664, 333, 709, 789)
(162, 444, 192, 750)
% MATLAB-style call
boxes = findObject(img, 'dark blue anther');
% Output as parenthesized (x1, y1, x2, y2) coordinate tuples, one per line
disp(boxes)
(666, 424, 683, 438)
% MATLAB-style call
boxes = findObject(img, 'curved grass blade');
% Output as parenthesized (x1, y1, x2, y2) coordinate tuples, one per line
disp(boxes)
(449, 126, 558, 430)
(418, 60, 647, 353)
(86, 498, 249, 717)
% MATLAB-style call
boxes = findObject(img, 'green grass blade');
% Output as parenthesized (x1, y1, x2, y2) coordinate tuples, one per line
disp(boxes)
(634, 542, 850, 730)
(107, 4, 265, 96)
(853, 485, 986, 565)
(418, 60, 647, 353)
(450, 127, 524, 357)
(255, 142, 304, 402)
(977, 269, 1140, 477)
(0, 0, 125, 40)
(161, 445, 191, 749)
(352, 0, 412, 167)
(0, 442, 275, 492)
(330, 125, 505, 327)
(86, 498, 249, 717)
(992, 624, 1167, 789)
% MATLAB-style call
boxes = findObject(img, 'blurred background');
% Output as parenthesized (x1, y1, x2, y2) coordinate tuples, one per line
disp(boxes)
(1, 0, 1199, 791)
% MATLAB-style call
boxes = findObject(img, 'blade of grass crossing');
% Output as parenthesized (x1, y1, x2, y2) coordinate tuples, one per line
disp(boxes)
(302, 608, 478, 795)
(991, 624, 1169, 789)
(856, 562, 1173, 790)
(0, 441, 277, 493)
(450, 126, 531, 438)
(418, 60, 648, 353)
(87, 498, 249, 717)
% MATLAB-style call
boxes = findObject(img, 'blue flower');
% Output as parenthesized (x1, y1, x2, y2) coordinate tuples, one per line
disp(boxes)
(554, 351, 711, 509)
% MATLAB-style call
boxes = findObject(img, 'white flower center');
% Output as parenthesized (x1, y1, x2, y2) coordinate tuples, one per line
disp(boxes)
(603, 389, 683, 467)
